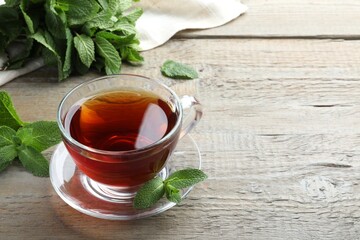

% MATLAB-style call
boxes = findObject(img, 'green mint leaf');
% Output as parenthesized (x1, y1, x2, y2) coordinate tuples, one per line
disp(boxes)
(81, 24, 96, 38)
(96, 31, 136, 46)
(0, 126, 17, 147)
(52, 0, 69, 12)
(42, 47, 58, 66)
(133, 177, 165, 209)
(96, 0, 109, 10)
(120, 47, 143, 65)
(17, 121, 61, 152)
(108, 0, 132, 14)
(0, 91, 24, 130)
(165, 184, 181, 204)
(17, 145, 49, 177)
(0, 145, 17, 164)
(0, 126, 18, 165)
(95, 35, 121, 75)
(12, 135, 21, 146)
(16, 127, 32, 146)
(31, 29, 59, 59)
(45, 4, 67, 39)
(164, 169, 208, 189)
(125, 7, 143, 23)
(58, 0, 100, 26)
(31, 30, 65, 80)
(20, 0, 35, 34)
(84, 11, 115, 30)
(62, 28, 73, 79)
(108, 18, 136, 35)
(161, 60, 199, 80)
(118, 0, 133, 12)
(74, 34, 95, 68)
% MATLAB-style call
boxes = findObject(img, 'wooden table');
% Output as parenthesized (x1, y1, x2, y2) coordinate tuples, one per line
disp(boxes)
(2, 0, 360, 239)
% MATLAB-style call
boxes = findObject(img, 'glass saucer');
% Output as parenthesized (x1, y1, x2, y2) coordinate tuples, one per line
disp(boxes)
(49, 135, 202, 220)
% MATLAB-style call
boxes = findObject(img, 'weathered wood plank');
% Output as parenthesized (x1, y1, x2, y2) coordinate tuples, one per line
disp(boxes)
(1, 38, 360, 239)
(178, 0, 360, 39)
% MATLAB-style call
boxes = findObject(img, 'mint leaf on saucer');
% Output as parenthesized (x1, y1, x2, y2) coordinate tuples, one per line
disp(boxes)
(17, 121, 62, 152)
(161, 60, 199, 80)
(164, 169, 208, 189)
(133, 169, 207, 209)
(0, 91, 24, 130)
(133, 177, 165, 210)
(165, 184, 181, 204)
(17, 145, 49, 177)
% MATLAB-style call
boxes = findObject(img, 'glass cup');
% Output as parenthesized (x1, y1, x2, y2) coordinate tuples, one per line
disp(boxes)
(57, 74, 203, 201)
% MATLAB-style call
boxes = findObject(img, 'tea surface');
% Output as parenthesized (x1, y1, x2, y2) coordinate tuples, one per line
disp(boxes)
(67, 90, 177, 151)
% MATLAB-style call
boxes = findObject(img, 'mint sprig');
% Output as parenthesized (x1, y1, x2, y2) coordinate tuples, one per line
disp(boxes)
(0, 91, 61, 177)
(0, 0, 143, 81)
(133, 168, 207, 209)
(17, 121, 62, 152)
(161, 60, 199, 80)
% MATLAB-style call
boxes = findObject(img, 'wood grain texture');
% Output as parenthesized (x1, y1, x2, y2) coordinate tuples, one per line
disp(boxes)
(178, 0, 360, 39)
(1, 38, 360, 239)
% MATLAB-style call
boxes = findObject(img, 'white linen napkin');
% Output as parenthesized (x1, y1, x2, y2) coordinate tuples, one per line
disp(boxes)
(0, 0, 247, 86)
(135, 0, 247, 50)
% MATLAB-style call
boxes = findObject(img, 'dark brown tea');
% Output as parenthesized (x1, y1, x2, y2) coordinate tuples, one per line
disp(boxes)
(69, 90, 177, 151)
(63, 89, 180, 187)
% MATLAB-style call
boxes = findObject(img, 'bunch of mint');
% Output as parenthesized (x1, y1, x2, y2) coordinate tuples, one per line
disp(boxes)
(0, 0, 143, 80)
(0, 91, 61, 176)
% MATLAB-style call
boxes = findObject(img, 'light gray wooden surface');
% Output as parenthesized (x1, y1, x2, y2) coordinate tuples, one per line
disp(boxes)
(2, 1, 360, 240)
(179, 0, 360, 38)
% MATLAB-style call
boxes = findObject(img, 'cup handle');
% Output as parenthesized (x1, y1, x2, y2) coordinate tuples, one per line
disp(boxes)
(179, 95, 203, 139)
